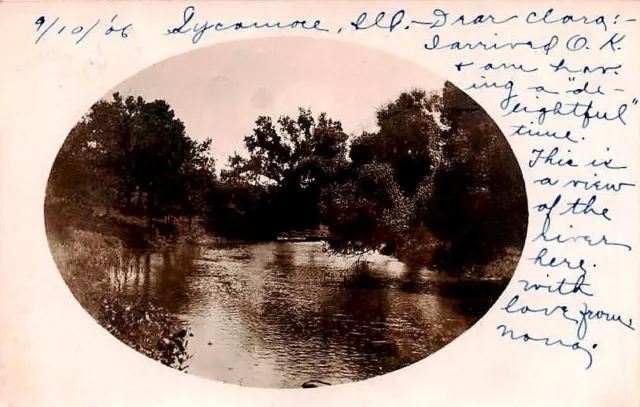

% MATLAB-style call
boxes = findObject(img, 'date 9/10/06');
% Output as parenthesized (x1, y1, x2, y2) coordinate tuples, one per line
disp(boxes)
(34, 14, 132, 45)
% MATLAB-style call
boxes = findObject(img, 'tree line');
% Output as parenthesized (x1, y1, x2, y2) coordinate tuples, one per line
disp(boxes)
(47, 81, 528, 273)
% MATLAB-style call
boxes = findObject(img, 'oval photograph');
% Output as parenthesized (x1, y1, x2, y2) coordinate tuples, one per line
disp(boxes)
(45, 38, 528, 389)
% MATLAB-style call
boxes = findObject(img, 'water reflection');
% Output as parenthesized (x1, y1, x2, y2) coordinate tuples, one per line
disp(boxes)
(101, 241, 495, 388)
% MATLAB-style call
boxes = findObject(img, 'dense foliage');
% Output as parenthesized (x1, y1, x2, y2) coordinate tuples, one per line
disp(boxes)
(48, 93, 215, 225)
(47, 82, 527, 274)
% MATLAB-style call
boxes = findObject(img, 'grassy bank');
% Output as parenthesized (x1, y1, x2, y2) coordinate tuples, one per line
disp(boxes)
(46, 204, 193, 372)
(46, 201, 521, 373)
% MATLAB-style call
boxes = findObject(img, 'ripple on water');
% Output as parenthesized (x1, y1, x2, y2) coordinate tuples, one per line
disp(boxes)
(104, 242, 491, 387)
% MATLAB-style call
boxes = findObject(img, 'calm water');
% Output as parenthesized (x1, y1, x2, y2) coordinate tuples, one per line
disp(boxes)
(102, 241, 492, 388)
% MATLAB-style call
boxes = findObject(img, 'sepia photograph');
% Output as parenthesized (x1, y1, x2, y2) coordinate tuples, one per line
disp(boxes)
(44, 37, 528, 389)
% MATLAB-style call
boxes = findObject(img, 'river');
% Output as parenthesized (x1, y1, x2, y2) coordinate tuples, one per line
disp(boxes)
(97, 240, 498, 388)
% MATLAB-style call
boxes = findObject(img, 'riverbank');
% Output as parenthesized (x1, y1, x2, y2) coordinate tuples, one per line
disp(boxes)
(45, 201, 217, 248)
(46, 203, 195, 371)
(46, 202, 520, 376)
(46, 201, 519, 299)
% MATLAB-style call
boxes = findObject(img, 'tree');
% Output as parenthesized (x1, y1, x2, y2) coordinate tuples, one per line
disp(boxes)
(48, 93, 216, 226)
(204, 179, 279, 241)
(219, 108, 349, 234)
(320, 83, 527, 273)
(423, 81, 528, 270)
(319, 162, 412, 256)
(350, 89, 443, 196)
(320, 89, 443, 258)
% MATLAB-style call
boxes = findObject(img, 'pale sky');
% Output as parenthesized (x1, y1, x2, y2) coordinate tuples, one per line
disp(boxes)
(108, 37, 445, 167)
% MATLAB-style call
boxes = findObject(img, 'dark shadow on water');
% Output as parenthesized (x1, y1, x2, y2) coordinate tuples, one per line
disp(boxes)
(399, 276, 509, 298)
(343, 261, 393, 290)
(50, 234, 512, 387)
(451, 299, 494, 319)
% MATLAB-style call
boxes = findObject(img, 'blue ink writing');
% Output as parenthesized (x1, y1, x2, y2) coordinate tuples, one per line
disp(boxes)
(563, 178, 636, 192)
(529, 148, 578, 168)
(533, 215, 632, 251)
(529, 85, 560, 95)
(577, 303, 635, 340)
(504, 98, 628, 128)
(350, 10, 405, 32)
(410, 9, 518, 29)
(534, 177, 560, 187)
(518, 275, 593, 297)
(482, 62, 538, 73)
(502, 295, 579, 323)
(565, 81, 605, 96)
(455, 61, 474, 71)
(529, 247, 588, 274)
(166, 5, 328, 44)
(424, 34, 559, 56)
(600, 33, 625, 51)
(465, 78, 517, 110)
(34, 14, 129, 44)
(586, 156, 627, 170)
(559, 195, 611, 221)
(525, 8, 609, 32)
(105, 14, 132, 38)
(496, 324, 593, 369)
(550, 58, 621, 75)
(509, 124, 578, 143)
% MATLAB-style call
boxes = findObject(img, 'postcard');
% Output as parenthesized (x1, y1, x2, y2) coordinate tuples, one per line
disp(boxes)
(0, 1, 638, 406)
